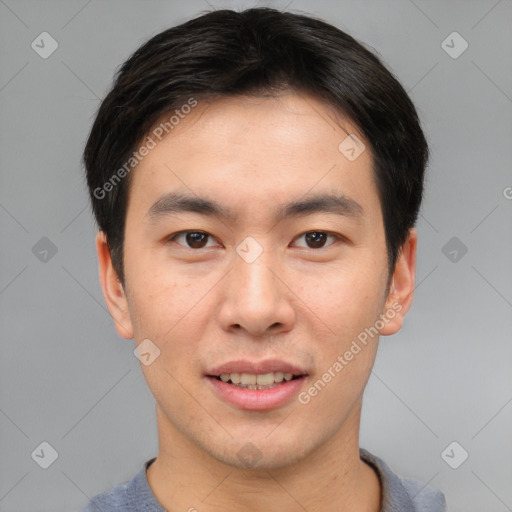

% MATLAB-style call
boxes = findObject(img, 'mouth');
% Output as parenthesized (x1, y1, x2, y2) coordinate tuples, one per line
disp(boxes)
(204, 360, 309, 410)
(207, 372, 306, 390)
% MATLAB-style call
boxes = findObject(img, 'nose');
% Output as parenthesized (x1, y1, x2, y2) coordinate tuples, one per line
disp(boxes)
(217, 245, 296, 337)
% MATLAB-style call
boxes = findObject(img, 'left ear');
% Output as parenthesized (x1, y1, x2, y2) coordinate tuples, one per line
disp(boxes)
(379, 228, 417, 336)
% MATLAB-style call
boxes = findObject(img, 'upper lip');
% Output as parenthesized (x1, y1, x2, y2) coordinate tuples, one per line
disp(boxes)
(206, 359, 309, 376)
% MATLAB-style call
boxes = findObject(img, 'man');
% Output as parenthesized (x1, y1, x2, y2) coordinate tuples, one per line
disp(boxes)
(81, 7, 446, 511)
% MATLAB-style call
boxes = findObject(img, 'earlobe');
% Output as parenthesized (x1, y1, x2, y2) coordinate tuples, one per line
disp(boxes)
(379, 228, 417, 336)
(96, 231, 134, 339)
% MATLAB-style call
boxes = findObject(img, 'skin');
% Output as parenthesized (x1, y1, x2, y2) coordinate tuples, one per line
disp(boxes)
(96, 92, 417, 512)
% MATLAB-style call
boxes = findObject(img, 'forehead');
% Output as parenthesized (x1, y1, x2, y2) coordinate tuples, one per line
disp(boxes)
(126, 92, 379, 223)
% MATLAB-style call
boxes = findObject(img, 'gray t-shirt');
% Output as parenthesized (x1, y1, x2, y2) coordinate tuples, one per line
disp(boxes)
(80, 448, 446, 511)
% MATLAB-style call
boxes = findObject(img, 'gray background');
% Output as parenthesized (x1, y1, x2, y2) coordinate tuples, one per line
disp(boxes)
(1, 0, 511, 511)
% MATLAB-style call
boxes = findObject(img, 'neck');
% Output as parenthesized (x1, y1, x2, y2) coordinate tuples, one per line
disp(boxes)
(147, 402, 381, 512)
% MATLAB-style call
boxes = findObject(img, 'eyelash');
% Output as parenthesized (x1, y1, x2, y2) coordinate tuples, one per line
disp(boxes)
(167, 230, 343, 250)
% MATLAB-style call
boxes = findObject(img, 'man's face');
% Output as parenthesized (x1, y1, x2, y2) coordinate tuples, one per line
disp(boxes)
(102, 93, 406, 469)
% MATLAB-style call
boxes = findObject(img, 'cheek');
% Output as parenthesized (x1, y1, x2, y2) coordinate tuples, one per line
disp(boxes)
(296, 274, 383, 417)
(125, 247, 203, 333)
(125, 264, 225, 381)
(127, 277, 210, 403)
(298, 262, 386, 335)
(295, 263, 386, 401)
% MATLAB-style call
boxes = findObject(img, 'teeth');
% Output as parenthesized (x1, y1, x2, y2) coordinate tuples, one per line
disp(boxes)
(217, 371, 298, 387)
(256, 373, 274, 386)
(241, 373, 257, 385)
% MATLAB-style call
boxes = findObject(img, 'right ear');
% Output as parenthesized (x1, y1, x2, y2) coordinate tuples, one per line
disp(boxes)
(96, 231, 134, 339)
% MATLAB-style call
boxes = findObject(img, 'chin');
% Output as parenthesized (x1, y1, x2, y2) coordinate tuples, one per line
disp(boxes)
(203, 431, 316, 471)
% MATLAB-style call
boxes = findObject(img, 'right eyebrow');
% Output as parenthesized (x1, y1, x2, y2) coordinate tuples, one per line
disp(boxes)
(145, 192, 236, 223)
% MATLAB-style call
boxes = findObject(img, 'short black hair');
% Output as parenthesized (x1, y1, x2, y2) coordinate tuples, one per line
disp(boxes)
(83, 7, 428, 285)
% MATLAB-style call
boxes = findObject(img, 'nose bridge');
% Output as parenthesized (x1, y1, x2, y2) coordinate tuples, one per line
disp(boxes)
(222, 238, 293, 334)
(233, 240, 277, 302)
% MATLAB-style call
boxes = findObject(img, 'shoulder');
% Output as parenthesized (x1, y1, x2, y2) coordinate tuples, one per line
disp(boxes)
(80, 458, 163, 512)
(360, 448, 447, 512)
(80, 478, 133, 512)
(400, 476, 447, 512)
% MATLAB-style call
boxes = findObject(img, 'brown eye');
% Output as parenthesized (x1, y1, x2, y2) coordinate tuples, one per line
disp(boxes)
(170, 231, 215, 249)
(294, 231, 338, 249)
(305, 232, 327, 248)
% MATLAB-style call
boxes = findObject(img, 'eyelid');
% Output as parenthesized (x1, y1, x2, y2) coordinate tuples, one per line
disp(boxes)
(291, 231, 342, 248)
(167, 230, 220, 248)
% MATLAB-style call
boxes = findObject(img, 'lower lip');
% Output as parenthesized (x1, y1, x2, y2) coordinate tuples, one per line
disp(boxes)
(205, 376, 307, 411)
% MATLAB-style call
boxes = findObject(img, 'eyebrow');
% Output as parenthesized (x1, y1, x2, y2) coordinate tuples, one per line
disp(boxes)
(145, 191, 363, 223)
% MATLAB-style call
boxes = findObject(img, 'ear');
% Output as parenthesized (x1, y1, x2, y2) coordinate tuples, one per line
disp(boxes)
(379, 228, 417, 336)
(96, 231, 134, 339)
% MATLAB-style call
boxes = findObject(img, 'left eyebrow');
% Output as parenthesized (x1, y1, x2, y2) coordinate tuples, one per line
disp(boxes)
(276, 193, 363, 221)
(144, 191, 364, 224)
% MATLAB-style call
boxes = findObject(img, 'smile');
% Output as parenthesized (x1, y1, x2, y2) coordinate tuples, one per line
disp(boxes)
(213, 372, 301, 390)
